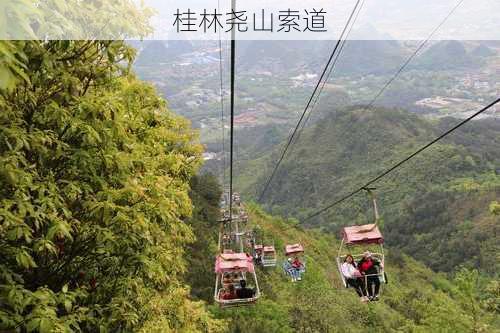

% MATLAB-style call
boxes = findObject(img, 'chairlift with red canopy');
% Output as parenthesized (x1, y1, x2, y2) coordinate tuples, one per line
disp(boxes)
(214, 253, 261, 307)
(261, 246, 277, 267)
(254, 244, 277, 267)
(336, 189, 387, 291)
(283, 243, 306, 281)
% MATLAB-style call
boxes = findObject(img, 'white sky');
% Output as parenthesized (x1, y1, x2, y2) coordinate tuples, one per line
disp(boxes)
(144, 0, 500, 40)
(3, 0, 499, 40)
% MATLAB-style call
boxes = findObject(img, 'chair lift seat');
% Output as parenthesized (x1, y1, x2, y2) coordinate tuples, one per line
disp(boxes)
(262, 246, 277, 267)
(214, 253, 260, 307)
(337, 224, 386, 288)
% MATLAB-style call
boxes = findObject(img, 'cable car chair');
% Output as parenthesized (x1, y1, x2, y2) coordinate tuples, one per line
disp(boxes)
(214, 252, 261, 308)
(232, 192, 241, 206)
(239, 211, 249, 224)
(283, 244, 306, 281)
(252, 229, 277, 268)
(262, 245, 277, 267)
(254, 244, 277, 267)
(336, 189, 387, 293)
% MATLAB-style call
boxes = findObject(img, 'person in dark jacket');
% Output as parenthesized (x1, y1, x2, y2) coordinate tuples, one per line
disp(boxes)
(357, 251, 382, 300)
(236, 279, 255, 299)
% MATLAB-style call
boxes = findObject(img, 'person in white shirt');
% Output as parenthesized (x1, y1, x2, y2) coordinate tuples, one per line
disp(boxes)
(341, 254, 368, 302)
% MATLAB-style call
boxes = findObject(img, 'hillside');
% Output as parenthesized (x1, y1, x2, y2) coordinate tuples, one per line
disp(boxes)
(1, 18, 499, 333)
(411, 40, 480, 70)
(237, 40, 407, 76)
(185, 188, 500, 332)
(233, 107, 500, 274)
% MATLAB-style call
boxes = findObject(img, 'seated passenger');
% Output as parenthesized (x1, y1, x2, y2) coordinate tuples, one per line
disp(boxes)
(358, 251, 382, 301)
(236, 279, 255, 299)
(222, 272, 232, 287)
(286, 257, 301, 282)
(221, 284, 237, 300)
(292, 256, 304, 271)
(341, 254, 368, 302)
(254, 252, 262, 265)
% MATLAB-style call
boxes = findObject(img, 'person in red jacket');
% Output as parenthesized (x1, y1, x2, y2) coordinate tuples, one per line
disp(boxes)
(221, 284, 237, 300)
(291, 256, 304, 281)
(357, 251, 382, 301)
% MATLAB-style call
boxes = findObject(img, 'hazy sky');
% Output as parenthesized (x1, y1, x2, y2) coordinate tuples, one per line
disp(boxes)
(3, 0, 499, 40)
(144, 0, 500, 40)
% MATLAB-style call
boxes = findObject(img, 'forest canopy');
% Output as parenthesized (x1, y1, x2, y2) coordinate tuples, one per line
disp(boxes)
(0, 40, 225, 332)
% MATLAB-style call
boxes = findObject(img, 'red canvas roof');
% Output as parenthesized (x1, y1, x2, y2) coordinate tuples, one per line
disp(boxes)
(215, 253, 254, 273)
(254, 244, 264, 251)
(263, 246, 275, 253)
(342, 224, 384, 245)
(285, 243, 304, 256)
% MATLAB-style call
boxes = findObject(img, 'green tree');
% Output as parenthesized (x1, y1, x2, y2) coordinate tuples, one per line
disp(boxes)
(490, 201, 500, 216)
(453, 268, 492, 333)
(0, 40, 224, 332)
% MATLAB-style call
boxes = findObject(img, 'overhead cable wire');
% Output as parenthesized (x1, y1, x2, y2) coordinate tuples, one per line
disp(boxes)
(364, 0, 465, 109)
(303, 96, 500, 221)
(229, 0, 236, 220)
(217, 0, 226, 188)
(292, 0, 366, 147)
(257, 0, 363, 202)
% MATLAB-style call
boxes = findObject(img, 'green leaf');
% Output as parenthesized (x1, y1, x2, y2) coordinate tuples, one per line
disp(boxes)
(64, 299, 72, 312)
(15, 250, 37, 269)
(39, 318, 53, 333)
(26, 318, 40, 332)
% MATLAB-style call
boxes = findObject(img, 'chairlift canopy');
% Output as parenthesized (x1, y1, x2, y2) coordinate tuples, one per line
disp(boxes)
(342, 224, 384, 245)
(285, 243, 304, 256)
(215, 253, 254, 274)
(263, 246, 275, 253)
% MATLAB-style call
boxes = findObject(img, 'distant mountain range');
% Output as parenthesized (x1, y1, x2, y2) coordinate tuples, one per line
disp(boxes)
(132, 40, 195, 65)
(410, 40, 491, 70)
(133, 39, 497, 76)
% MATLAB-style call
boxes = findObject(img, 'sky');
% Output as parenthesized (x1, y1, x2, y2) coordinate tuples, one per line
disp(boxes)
(142, 0, 500, 40)
(3, 0, 500, 40)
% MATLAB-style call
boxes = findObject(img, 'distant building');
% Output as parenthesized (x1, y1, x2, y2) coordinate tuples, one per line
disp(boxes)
(202, 152, 218, 161)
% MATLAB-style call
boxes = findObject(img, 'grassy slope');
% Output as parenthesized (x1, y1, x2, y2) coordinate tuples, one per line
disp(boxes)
(210, 204, 498, 332)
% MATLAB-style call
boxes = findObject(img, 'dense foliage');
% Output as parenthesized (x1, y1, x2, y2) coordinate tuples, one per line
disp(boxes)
(185, 174, 222, 301)
(209, 204, 500, 332)
(234, 107, 500, 275)
(0, 40, 225, 332)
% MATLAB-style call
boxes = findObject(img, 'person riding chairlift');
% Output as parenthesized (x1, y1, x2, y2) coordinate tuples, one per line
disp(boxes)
(221, 284, 237, 300)
(287, 257, 303, 282)
(341, 254, 369, 302)
(236, 279, 255, 299)
(222, 272, 232, 287)
(358, 251, 382, 301)
(292, 256, 303, 271)
(254, 251, 262, 266)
